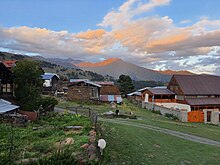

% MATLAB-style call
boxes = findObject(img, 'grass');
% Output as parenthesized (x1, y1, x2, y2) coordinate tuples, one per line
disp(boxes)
(100, 122, 220, 165)
(0, 112, 92, 164)
(57, 99, 220, 141)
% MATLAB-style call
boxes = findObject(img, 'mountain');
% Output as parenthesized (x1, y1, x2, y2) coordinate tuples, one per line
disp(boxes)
(159, 69, 194, 75)
(33, 56, 82, 69)
(0, 51, 114, 81)
(76, 58, 171, 82)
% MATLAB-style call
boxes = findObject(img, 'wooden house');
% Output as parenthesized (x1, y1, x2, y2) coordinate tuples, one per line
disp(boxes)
(67, 80, 101, 101)
(0, 62, 13, 98)
(167, 75, 220, 111)
(141, 87, 175, 103)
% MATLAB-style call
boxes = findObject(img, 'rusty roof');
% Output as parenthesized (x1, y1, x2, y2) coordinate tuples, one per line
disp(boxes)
(186, 98, 220, 106)
(148, 88, 175, 95)
(173, 75, 220, 95)
(100, 85, 120, 95)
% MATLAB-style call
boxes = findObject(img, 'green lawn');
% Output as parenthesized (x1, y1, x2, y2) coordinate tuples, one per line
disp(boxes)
(57, 99, 220, 141)
(100, 122, 220, 165)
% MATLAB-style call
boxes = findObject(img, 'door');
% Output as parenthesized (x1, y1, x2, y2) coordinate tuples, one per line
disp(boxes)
(188, 111, 204, 122)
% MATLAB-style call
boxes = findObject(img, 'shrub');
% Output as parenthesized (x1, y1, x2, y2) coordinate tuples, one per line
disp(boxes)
(165, 113, 179, 120)
(41, 97, 58, 112)
(32, 141, 53, 153)
(152, 110, 162, 115)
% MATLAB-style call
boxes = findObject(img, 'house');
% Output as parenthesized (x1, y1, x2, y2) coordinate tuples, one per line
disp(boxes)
(0, 62, 13, 98)
(141, 87, 175, 103)
(167, 75, 220, 111)
(0, 99, 19, 114)
(3, 60, 17, 70)
(41, 73, 60, 94)
(67, 79, 101, 101)
(99, 84, 122, 103)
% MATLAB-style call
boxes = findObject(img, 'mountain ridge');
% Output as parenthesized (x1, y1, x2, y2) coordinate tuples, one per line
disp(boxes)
(77, 58, 172, 82)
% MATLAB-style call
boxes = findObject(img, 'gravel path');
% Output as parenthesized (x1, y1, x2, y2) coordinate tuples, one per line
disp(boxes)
(100, 118, 220, 147)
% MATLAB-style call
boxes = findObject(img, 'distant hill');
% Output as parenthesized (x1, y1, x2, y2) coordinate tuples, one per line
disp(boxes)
(159, 69, 194, 75)
(0, 52, 113, 81)
(76, 58, 171, 82)
(33, 56, 82, 69)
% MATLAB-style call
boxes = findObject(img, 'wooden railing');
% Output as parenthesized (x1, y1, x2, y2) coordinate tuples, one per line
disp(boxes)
(148, 99, 176, 103)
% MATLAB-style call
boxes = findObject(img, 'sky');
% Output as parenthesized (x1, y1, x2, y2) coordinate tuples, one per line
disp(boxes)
(1, 0, 220, 75)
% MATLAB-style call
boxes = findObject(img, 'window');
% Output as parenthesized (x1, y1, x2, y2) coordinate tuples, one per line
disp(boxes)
(176, 95, 184, 100)
(2, 84, 12, 93)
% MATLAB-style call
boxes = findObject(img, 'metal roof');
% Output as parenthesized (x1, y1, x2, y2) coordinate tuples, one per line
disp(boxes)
(127, 91, 141, 96)
(186, 98, 220, 106)
(148, 88, 175, 95)
(138, 87, 150, 92)
(41, 73, 59, 80)
(68, 79, 101, 88)
(70, 79, 89, 83)
(172, 75, 220, 95)
(0, 99, 19, 113)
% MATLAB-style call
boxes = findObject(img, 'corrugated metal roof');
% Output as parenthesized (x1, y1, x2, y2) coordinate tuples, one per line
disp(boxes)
(127, 91, 141, 96)
(41, 73, 59, 80)
(0, 99, 19, 113)
(186, 98, 220, 106)
(138, 87, 150, 92)
(87, 81, 101, 88)
(173, 75, 220, 95)
(68, 79, 101, 88)
(70, 79, 89, 83)
(148, 88, 175, 95)
(95, 82, 114, 85)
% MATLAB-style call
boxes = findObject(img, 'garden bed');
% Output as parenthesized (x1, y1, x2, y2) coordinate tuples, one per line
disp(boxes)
(0, 112, 99, 164)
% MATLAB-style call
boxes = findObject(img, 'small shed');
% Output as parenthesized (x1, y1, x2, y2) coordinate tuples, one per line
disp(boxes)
(100, 85, 122, 103)
(41, 73, 60, 93)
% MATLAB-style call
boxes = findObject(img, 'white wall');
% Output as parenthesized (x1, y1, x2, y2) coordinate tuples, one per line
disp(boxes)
(145, 94, 149, 103)
(43, 79, 52, 87)
(156, 102, 191, 112)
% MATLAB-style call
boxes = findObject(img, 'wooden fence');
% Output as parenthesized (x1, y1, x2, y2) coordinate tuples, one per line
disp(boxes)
(66, 106, 98, 127)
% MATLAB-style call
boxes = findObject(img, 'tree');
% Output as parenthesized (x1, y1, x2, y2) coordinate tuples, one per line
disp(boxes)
(117, 74, 134, 97)
(13, 60, 44, 111)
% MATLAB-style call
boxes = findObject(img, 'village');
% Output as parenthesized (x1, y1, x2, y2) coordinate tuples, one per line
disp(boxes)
(0, 59, 220, 164)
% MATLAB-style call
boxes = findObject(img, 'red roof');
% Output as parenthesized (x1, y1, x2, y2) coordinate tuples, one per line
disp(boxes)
(3, 60, 17, 69)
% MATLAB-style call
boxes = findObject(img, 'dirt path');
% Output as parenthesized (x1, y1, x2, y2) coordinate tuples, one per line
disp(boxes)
(100, 118, 220, 147)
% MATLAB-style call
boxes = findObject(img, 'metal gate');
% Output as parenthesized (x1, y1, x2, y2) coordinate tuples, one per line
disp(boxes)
(188, 110, 204, 122)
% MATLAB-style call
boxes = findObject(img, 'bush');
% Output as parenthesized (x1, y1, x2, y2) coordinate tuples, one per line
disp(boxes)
(165, 113, 179, 120)
(41, 97, 58, 112)
(152, 110, 162, 115)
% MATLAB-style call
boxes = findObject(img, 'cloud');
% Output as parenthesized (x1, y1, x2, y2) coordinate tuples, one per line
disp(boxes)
(180, 19, 191, 24)
(98, 0, 170, 29)
(1, 0, 220, 75)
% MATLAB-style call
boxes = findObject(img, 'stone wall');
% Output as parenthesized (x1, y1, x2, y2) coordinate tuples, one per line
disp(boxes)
(67, 86, 99, 101)
(144, 102, 185, 122)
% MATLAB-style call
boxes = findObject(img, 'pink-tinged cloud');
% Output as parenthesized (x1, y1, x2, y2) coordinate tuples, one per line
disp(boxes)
(1, 0, 220, 75)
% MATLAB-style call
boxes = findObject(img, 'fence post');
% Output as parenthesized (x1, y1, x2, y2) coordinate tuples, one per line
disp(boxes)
(89, 108, 91, 117)
(75, 107, 78, 114)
